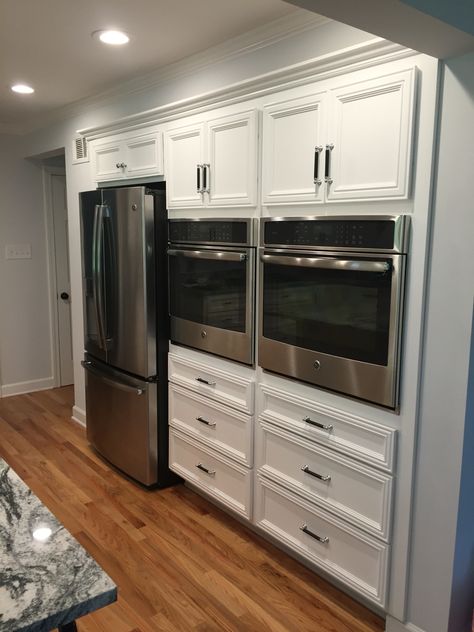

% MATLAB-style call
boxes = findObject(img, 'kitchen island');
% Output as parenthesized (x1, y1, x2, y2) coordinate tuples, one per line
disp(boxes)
(0, 458, 116, 632)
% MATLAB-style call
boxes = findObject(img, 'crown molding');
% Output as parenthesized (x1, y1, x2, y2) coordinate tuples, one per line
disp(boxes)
(10, 10, 329, 136)
(79, 38, 414, 140)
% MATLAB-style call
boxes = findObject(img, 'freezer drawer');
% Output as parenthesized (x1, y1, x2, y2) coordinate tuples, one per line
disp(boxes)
(83, 359, 158, 485)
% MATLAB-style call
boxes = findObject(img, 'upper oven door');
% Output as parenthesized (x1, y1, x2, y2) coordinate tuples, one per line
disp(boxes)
(259, 249, 406, 409)
(168, 246, 255, 365)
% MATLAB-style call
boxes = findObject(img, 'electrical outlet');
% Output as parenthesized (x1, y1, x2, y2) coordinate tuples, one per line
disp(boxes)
(5, 244, 32, 259)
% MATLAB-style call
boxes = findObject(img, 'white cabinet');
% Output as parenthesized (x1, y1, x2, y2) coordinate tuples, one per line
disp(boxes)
(165, 108, 258, 209)
(261, 67, 416, 205)
(91, 130, 164, 183)
(262, 91, 326, 205)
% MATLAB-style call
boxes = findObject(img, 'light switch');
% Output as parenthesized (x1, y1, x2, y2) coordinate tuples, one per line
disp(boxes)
(5, 244, 32, 259)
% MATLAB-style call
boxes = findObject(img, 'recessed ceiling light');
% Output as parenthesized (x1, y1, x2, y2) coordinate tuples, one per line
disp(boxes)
(11, 84, 34, 94)
(95, 30, 130, 45)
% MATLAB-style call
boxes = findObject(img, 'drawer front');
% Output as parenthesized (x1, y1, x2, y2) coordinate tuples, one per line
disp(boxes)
(169, 430, 252, 519)
(169, 384, 253, 466)
(257, 421, 392, 541)
(169, 353, 254, 414)
(255, 476, 389, 607)
(260, 384, 396, 472)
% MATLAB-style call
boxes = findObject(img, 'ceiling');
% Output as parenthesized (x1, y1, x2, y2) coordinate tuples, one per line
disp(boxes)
(286, 0, 474, 59)
(2, 0, 473, 135)
(0, 0, 298, 132)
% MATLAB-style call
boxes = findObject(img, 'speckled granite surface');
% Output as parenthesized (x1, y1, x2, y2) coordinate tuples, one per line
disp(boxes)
(0, 458, 116, 632)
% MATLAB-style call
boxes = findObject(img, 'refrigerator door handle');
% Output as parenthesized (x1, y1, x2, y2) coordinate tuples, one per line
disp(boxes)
(82, 361, 145, 395)
(92, 204, 107, 350)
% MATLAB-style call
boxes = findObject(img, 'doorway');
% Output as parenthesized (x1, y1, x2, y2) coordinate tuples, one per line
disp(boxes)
(43, 157, 74, 387)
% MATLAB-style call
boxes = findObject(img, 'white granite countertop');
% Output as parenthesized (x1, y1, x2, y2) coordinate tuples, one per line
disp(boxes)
(0, 458, 117, 632)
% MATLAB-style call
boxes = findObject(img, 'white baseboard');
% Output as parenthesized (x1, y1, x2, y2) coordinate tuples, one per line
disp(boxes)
(385, 616, 426, 632)
(0, 377, 55, 398)
(72, 405, 86, 427)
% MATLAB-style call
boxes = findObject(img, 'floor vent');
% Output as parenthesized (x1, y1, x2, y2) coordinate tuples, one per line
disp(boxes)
(72, 136, 89, 164)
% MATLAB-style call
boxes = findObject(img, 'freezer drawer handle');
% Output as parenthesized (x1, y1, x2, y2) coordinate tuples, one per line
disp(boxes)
(81, 361, 144, 396)
(196, 463, 216, 476)
(300, 523, 329, 544)
(195, 377, 216, 386)
(196, 416, 217, 427)
(303, 416, 333, 431)
(301, 465, 331, 482)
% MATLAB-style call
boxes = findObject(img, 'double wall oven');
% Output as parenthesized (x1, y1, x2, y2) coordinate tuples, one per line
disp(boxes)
(168, 219, 257, 365)
(258, 216, 409, 409)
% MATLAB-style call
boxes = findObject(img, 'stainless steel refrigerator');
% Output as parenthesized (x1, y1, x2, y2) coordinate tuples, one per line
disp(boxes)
(80, 184, 176, 487)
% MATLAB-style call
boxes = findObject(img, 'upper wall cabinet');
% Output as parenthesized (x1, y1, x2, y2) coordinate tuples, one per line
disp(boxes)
(165, 108, 258, 209)
(262, 67, 416, 205)
(90, 129, 164, 183)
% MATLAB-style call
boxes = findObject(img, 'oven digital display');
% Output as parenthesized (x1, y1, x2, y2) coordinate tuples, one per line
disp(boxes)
(169, 221, 248, 245)
(264, 220, 395, 249)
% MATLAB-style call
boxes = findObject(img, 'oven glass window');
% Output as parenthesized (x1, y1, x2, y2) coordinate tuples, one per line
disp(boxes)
(262, 258, 392, 365)
(170, 253, 247, 333)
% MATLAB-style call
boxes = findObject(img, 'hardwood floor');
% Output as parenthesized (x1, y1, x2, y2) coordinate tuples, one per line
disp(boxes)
(0, 387, 385, 632)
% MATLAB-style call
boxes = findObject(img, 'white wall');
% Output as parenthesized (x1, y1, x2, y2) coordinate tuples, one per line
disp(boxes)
(402, 52, 474, 632)
(0, 134, 53, 395)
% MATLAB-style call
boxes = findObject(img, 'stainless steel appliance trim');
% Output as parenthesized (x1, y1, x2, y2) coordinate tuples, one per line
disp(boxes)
(168, 248, 247, 263)
(169, 217, 258, 247)
(143, 190, 157, 378)
(82, 360, 144, 395)
(259, 215, 409, 253)
(258, 250, 405, 409)
(92, 204, 106, 350)
(168, 245, 255, 365)
(260, 253, 390, 273)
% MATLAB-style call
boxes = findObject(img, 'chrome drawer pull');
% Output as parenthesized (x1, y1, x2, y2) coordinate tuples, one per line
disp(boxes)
(300, 523, 329, 544)
(303, 416, 333, 431)
(196, 416, 216, 427)
(196, 463, 215, 476)
(301, 465, 331, 482)
(196, 377, 216, 386)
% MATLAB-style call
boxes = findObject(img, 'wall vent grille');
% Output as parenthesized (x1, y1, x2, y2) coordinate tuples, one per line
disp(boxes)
(72, 136, 89, 163)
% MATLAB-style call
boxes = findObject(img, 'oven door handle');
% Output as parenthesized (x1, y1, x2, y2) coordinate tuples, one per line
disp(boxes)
(168, 249, 247, 262)
(260, 253, 390, 273)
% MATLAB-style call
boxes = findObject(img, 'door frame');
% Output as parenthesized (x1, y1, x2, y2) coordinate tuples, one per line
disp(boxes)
(43, 165, 70, 388)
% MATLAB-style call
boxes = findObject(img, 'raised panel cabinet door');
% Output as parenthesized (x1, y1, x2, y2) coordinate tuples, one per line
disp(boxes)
(165, 123, 205, 208)
(206, 109, 258, 207)
(326, 68, 416, 202)
(261, 91, 326, 205)
(92, 141, 124, 182)
(124, 132, 164, 178)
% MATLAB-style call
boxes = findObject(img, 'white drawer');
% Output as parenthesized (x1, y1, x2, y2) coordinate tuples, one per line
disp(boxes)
(169, 429, 252, 519)
(259, 384, 396, 472)
(255, 476, 389, 607)
(257, 420, 393, 541)
(169, 353, 254, 414)
(169, 383, 253, 466)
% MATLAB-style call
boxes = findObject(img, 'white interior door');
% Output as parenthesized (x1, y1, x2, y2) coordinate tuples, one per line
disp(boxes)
(51, 174, 74, 386)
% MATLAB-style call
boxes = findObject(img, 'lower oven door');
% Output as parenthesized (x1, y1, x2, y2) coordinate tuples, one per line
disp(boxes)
(168, 247, 255, 365)
(259, 250, 406, 409)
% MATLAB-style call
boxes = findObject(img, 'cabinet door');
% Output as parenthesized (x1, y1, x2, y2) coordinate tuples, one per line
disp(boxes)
(124, 132, 163, 179)
(165, 123, 205, 208)
(326, 68, 416, 202)
(206, 109, 258, 207)
(262, 92, 326, 205)
(92, 141, 124, 182)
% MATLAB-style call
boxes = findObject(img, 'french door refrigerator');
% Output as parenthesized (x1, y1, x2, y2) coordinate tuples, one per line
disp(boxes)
(80, 184, 176, 487)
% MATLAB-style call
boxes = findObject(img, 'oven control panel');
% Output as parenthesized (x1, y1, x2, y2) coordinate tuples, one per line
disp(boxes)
(169, 219, 254, 246)
(262, 216, 408, 253)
